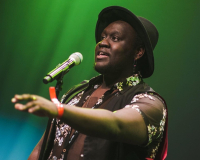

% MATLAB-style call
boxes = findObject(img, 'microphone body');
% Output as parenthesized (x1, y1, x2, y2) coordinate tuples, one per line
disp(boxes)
(43, 52, 83, 84)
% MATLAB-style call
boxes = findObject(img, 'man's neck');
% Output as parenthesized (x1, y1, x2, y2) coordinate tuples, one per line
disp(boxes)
(101, 72, 133, 89)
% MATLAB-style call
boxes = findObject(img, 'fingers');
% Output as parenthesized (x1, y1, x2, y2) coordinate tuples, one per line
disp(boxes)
(12, 94, 57, 118)
(15, 103, 47, 117)
(15, 103, 26, 111)
(15, 101, 35, 111)
(11, 94, 37, 103)
(28, 105, 40, 113)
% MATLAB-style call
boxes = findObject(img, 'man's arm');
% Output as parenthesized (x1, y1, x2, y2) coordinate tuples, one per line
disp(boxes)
(60, 104, 147, 145)
(12, 94, 164, 146)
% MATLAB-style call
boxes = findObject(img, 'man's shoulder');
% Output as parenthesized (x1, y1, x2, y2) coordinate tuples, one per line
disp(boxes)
(68, 80, 90, 93)
(60, 80, 89, 103)
(128, 81, 166, 107)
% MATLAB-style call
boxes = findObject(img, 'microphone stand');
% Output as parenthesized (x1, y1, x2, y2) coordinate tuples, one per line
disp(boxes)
(39, 72, 65, 160)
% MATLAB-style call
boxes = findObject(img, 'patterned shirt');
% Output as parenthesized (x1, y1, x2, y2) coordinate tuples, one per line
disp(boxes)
(47, 74, 167, 160)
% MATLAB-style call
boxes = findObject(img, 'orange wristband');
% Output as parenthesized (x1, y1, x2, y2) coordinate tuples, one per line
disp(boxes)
(56, 103, 64, 118)
(49, 87, 64, 118)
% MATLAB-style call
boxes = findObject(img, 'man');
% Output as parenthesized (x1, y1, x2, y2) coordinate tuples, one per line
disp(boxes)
(12, 6, 168, 160)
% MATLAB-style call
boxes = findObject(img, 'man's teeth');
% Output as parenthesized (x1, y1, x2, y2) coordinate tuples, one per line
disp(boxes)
(99, 52, 105, 55)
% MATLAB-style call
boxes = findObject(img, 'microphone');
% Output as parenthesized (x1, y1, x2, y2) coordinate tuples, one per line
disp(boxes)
(43, 52, 83, 84)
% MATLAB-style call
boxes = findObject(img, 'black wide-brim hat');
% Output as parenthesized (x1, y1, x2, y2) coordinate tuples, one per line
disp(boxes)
(95, 6, 159, 78)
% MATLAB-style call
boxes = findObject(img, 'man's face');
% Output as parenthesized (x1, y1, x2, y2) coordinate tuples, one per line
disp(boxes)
(94, 20, 137, 75)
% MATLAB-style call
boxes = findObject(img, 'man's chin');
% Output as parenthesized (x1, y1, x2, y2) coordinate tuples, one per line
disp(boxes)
(94, 65, 107, 74)
(94, 63, 109, 74)
(94, 64, 119, 75)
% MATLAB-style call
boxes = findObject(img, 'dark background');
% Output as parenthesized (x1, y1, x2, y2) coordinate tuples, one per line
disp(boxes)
(0, 0, 200, 159)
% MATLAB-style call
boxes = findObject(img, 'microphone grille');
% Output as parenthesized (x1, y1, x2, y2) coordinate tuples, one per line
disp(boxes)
(69, 52, 83, 65)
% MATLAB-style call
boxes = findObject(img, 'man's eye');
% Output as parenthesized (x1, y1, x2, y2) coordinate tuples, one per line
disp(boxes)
(101, 36, 106, 40)
(112, 36, 119, 41)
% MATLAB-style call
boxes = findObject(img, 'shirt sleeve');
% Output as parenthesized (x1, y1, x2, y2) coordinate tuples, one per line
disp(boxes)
(124, 93, 167, 146)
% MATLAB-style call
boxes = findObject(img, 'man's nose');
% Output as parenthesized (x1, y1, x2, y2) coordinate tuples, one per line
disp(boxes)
(98, 38, 110, 48)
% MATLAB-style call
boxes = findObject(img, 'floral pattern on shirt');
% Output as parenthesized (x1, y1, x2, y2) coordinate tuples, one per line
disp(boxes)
(125, 104, 141, 114)
(55, 91, 84, 145)
(124, 93, 167, 159)
(48, 75, 165, 160)
(148, 108, 167, 159)
(149, 107, 167, 145)
(126, 75, 140, 86)
(131, 93, 155, 103)
(115, 74, 141, 91)
(48, 91, 85, 160)
(67, 91, 84, 106)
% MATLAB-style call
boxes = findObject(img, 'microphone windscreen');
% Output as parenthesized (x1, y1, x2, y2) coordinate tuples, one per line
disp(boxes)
(69, 52, 83, 65)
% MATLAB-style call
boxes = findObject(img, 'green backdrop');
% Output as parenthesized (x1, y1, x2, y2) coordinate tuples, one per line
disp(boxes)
(0, 0, 200, 159)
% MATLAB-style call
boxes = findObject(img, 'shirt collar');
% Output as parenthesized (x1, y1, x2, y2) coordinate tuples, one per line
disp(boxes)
(89, 74, 142, 92)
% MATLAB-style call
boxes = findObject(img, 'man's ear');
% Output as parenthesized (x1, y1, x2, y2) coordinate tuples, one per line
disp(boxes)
(135, 47, 145, 60)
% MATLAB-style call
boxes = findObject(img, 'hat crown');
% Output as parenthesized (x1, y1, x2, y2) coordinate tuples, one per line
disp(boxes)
(138, 17, 159, 50)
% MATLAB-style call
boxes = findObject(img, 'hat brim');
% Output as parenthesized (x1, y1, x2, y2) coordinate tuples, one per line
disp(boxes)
(95, 6, 156, 78)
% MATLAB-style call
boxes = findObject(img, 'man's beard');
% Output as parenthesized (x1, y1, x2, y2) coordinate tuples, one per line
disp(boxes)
(94, 62, 125, 75)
